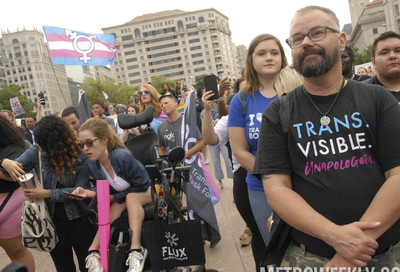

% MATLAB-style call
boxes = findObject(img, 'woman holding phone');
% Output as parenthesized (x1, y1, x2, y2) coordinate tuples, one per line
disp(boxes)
(73, 118, 152, 272)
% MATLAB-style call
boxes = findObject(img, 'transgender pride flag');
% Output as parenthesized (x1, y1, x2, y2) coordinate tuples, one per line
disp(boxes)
(43, 26, 116, 66)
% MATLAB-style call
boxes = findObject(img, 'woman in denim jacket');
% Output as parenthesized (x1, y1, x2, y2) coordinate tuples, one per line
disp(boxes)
(1, 115, 94, 272)
(72, 118, 152, 272)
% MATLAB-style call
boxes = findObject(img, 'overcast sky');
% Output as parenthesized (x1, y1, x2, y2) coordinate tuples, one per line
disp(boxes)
(1, 0, 354, 62)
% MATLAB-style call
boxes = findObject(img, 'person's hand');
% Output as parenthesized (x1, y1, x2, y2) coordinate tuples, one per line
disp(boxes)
(327, 222, 380, 267)
(23, 186, 50, 200)
(324, 253, 357, 271)
(1, 159, 25, 181)
(202, 89, 217, 111)
(37, 98, 44, 111)
(72, 187, 96, 198)
(218, 78, 231, 98)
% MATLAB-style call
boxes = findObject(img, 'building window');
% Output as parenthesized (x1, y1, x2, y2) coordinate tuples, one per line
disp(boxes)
(398, 19, 400, 33)
(122, 35, 133, 41)
(372, 28, 378, 35)
(123, 43, 135, 49)
(396, 4, 399, 16)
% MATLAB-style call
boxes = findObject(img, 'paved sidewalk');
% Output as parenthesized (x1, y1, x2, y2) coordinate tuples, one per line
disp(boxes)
(0, 163, 256, 272)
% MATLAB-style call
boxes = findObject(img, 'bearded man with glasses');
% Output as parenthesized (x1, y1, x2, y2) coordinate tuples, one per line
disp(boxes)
(253, 5, 400, 269)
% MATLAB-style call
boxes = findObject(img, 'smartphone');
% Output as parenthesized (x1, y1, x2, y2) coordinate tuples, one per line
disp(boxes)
(204, 74, 219, 100)
(38, 92, 46, 105)
(21, 119, 26, 128)
(63, 191, 86, 199)
(220, 72, 228, 81)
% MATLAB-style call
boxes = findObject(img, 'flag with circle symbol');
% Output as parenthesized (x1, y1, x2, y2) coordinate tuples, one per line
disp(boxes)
(43, 26, 116, 66)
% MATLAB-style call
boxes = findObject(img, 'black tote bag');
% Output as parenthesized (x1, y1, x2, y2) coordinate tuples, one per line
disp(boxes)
(141, 219, 205, 270)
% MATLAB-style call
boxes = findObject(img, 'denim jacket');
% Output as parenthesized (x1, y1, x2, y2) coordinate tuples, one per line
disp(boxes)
(14, 145, 90, 220)
(87, 148, 150, 203)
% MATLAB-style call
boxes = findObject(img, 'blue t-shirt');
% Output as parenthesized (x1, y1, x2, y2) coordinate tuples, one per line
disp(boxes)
(228, 90, 277, 191)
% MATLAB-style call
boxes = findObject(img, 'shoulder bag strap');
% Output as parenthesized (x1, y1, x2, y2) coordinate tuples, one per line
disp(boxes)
(38, 149, 44, 187)
(0, 190, 14, 213)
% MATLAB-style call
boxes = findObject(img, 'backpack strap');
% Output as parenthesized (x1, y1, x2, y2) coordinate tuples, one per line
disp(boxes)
(238, 90, 247, 115)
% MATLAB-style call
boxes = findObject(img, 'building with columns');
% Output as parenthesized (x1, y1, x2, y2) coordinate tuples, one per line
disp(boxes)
(102, 8, 241, 87)
(348, 0, 400, 51)
(0, 29, 71, 115)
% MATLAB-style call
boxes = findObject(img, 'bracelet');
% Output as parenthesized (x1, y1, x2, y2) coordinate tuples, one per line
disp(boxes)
(217, 97, 225, 102)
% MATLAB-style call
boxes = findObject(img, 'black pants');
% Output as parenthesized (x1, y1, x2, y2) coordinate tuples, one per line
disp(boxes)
(233, 167, 266, 272)
(50, 203, 96, 272)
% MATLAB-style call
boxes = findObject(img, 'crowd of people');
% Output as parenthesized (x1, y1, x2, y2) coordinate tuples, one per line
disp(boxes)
(1, 4, 400, 272)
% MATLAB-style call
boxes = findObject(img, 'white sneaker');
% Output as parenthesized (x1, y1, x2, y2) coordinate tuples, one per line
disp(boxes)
(204, 157, 210, 165)
(126, 247, 148, 272)
(85, 252, 103, 272)
(218, 180, 224, 190)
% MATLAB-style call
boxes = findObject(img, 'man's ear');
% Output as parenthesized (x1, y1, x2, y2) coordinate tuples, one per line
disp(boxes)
(338, 32, 347, 52)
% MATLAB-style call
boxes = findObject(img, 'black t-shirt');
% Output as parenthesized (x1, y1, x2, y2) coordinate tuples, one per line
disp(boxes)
(253, 80, 400, 258)
(0, 144, 25, 193)
(363, 75, 400, 102)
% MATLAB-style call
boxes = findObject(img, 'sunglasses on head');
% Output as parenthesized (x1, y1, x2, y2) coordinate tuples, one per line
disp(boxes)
(138, 90, 150, 96)
(79, 138, 99, 148)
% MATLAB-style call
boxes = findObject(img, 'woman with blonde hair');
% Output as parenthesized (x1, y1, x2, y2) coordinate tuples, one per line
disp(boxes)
(73, 118, 152, 272)
(138, 84, 166, 133)
(273, 65, 304, 96)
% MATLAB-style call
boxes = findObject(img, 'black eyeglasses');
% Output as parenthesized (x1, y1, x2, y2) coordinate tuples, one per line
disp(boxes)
(79, 138, 99, 148)
(138, 90, 150, 96)
(286, 25, 339, 49)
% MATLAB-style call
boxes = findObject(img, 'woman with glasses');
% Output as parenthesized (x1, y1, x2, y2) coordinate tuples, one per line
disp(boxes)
(72, 118, 152, 272)
(137, 84, 167, 134)
(0, 115, 93, 272)
(228, 33, 288, 266)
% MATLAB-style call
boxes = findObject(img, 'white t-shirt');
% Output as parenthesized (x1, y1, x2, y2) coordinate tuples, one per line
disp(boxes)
(100, 163, 130, 191)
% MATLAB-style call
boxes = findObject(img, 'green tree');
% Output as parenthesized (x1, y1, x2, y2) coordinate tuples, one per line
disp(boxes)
(350, 45, 372, 65)
(0, 84, 35, 116)
(82, 77, 136, 106)
(194, 74, 207, 91)
(150, 75, 175, 93)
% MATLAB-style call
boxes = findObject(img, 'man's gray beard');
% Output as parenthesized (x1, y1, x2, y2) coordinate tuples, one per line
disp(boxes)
(294, 47, 340, 77)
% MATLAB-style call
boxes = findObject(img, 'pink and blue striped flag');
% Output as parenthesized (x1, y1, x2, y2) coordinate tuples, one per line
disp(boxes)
(43, 26, 116, 66)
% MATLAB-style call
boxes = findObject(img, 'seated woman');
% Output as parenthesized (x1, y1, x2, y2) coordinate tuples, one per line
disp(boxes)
(1, 115, 93, 272)
(122, 104, 141, 144)
(73, 118, 152, 272)
(138, 84, 166, 134)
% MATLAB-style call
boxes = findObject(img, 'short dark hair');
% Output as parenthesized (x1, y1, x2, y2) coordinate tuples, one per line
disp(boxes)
(91, 99, 105, 109)
(61, 106, 79, 119)
(371, 31, 400, 58)
(344, 46, 355, 61)
(159, 93, 178, 103)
